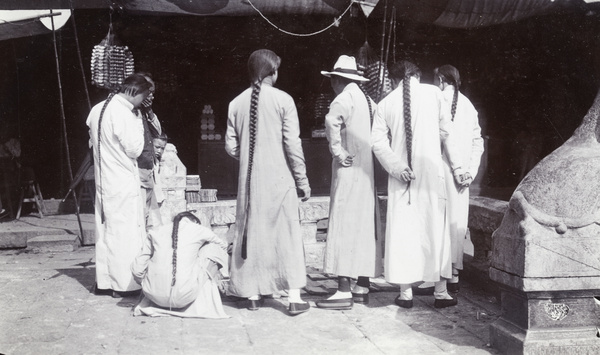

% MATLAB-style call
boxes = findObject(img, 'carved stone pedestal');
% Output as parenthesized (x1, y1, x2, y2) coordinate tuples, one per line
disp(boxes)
(490, 269, 600, 354)
(490, 190, 600, 354)
(489, 89, 600, 354)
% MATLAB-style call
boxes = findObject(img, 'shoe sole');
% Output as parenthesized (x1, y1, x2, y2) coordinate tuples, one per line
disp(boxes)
(434, 300, 458, 308)
(394, 301, 413, 309)
(352, 293, 369, 304)
(247, 299, 264, 311)
(288, 303, 310, 315)
(316, 304, 353, 310)
(289, 309, 310, 315)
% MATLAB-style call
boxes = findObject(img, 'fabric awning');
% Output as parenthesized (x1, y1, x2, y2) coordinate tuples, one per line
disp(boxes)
(394, 0, 556, 28)
(0, 9, 71, 40)
(0, 0, 597, 30)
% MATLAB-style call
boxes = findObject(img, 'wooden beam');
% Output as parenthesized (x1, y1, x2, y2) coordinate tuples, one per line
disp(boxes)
(0, 1, 108, 10)
(0, 0, 349, 16)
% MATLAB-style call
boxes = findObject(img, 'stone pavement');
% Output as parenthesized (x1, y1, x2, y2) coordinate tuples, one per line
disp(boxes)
(0, 213, 96, 249)
(0, 244, 502, 355)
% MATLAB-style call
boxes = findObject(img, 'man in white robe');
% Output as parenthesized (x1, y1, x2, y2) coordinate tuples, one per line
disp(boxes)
(86, 74, 152, 297)
(316, 55, 383, 310)
(137, 75, 163, 230)
(371, 61, 466, 309)
(435, 65, 484, 293)
(131, 211, 230, 318)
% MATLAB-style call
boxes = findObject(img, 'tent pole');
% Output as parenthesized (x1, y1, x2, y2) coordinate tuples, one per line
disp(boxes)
(377, 0, 388, 102)
(69, 0, 91, 110)
(384, 6, 395, 68)
(50, 10, 85, 246)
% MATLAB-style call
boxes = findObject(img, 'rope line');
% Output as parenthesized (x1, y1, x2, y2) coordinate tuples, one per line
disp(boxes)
(246, 0, 355, 37)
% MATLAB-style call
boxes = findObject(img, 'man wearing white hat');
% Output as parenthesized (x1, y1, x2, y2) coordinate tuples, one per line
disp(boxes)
(316, 55, 383, 310)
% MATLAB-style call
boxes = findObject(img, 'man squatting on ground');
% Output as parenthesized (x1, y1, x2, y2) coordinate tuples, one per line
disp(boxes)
(131, 211, 230, 318)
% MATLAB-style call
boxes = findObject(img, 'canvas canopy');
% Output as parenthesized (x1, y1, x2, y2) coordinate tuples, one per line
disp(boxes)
(1, 0, 598, 29)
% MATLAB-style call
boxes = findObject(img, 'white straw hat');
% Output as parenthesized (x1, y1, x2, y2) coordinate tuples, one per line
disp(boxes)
(321, 55, 369, 82)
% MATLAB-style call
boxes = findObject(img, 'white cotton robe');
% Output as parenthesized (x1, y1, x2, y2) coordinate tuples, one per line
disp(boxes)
(371, 78, 459, 284)
(86, 94, 145, 292)
(225, 83, 309, 297)
(440, 87, 484, 270)
(324, 82, 383, 278)
(131, 219, 230, 318)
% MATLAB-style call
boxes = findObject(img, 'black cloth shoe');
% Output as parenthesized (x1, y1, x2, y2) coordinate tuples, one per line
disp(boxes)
(394, 295, 413, 309)
(247, 298, 264, 311)
(111, 289, 141, 298)
(91, 283, 112, 296)
(412, 286, 434, 296)
(447, 282, 460, 293)
(351, 292, 369, 304)
(315, 297, 353, 310)
(288, 302, 310, 316)
(434, 298, 458, 308)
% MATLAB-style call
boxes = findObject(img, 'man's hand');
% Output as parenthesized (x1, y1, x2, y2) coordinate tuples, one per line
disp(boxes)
(458, 172, 473, 192)
(207, 261, 225, 293)
(400, 167, 415, 182)
(339, 154, 354, 167)
(452, 167, 465, 185)
(299, 185, 311, 202)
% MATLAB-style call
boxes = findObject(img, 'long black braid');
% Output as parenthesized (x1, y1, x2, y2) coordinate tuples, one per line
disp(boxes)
(241, 49, 281, 260)
(389, 60, 421, 205)
(402, 74, 413, 204)
(402, 75, 413, 173)
(97, 92, 116, 223)
(170, 211, 201, 287)
(241, 81, 261, 259)
(450, 82, 459, 121)
(247, 81, 260, 196)
(358, 85, 373, 122)
(435, 65, 461, 122)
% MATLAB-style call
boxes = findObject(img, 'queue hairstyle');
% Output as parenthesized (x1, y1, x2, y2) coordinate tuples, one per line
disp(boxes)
(358, 85, 374, 122)
(434, 64, 461, 121)
(170, 211, 201, 287)
(118, 73, 153, 97)
(388, 60, 421, 173)
(240, 49, 281, 259)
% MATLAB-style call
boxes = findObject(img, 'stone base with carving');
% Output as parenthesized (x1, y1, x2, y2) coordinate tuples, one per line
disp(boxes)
(489, 272, 600, 354)
(489, 88, 600, 354)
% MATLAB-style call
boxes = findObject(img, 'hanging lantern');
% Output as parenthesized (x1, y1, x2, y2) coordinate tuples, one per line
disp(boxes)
(91, 24, 134, 90)
(357, 41, 391, 102)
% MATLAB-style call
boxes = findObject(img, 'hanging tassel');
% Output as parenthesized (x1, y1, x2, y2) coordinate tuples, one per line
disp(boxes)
(357, 41, 392, 102)
(91, 22, 134, 90)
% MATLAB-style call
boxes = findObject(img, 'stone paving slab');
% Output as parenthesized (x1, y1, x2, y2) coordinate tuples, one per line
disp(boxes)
(0, 246, 502, 355)
(0, 213, 96, 248)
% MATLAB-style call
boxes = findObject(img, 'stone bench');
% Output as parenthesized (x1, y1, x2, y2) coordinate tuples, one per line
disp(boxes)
(187, 196, 331, 269)
(188, 195, 510, 281)
(465, 196, 508, 297)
